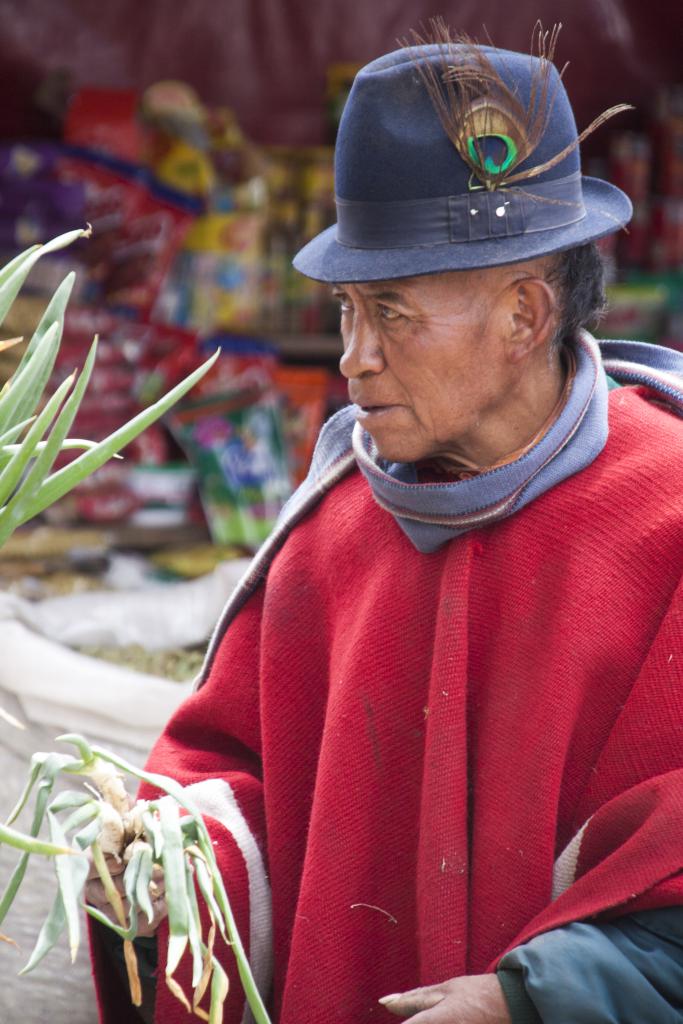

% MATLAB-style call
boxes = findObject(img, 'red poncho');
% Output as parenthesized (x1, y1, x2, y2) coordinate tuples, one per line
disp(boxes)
(93, 386, 683, 1023)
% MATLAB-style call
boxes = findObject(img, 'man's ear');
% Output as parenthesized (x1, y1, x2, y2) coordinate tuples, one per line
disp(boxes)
(507, 277, 557, 363)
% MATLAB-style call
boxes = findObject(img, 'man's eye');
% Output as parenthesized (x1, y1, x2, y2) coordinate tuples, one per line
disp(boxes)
(378, 305, 402, 321)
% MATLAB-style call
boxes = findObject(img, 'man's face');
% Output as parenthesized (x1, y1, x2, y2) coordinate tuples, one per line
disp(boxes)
(334, 267, 531, 465)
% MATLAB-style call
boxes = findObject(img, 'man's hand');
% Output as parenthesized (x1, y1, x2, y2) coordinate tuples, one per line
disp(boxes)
(379, 975, 511, 1024)
(85, 853, 167, 939)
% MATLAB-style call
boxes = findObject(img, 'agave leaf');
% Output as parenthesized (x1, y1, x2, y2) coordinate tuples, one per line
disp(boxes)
(0, 320, 62, 437)
(20, 350, 219, 525)
(0, 341, 97, 541)
(0, 369, 74, 512)
(0, 244, 40, 290)
(48, 811, 89, 962)
(0, 438, 99, 463)
(0, 228, 88, 334)
(0, 415, 37, 449)
(19, 890, 67, 975)
(13, 272, 73, 375)
(7, 273, 75, 431)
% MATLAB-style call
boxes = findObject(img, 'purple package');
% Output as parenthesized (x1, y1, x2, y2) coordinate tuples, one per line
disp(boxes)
(0, 142, 65, 181)
(0, 179, 85, 248)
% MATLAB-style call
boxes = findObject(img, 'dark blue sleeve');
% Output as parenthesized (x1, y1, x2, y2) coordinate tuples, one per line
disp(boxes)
(497, 908, 683, 1024)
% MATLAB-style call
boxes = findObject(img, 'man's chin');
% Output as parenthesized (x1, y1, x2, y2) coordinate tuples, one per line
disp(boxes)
(363, 433, 425, 466)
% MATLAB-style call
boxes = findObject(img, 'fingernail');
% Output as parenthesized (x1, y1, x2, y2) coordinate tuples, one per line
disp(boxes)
(378, 994, 401, 1005)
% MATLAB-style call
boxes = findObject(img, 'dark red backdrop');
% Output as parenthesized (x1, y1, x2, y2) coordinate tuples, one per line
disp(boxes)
(0, 0, 679, 145)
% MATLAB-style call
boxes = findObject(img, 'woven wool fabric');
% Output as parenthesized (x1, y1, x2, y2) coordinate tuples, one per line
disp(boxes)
(92, 384, 683, 1024)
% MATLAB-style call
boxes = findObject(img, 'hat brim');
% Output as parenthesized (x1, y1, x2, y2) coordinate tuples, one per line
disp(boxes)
(292, 177, 631, 283)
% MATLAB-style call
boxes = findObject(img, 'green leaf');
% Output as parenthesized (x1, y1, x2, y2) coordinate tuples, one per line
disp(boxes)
(134, 845, 155, 926)
(57, 733, 95, 769)
(0, 358, 74, 511)
(0, 244, 40, 290)
(0, 752, 82, 927)
(209, 957, 229, 1024)
(184, 857, 205, 989)
(0, 341, 97, 539)
(8, 273, 75, 429)
(55, 798, 100, 846)
(48, 811, 89, 962)
(0, 415, 37, 449)
(83, 903, 138, 941)
(141, 807, 164, 862)
(0, 320, 62, 437)
(47, 790, 93, 815)
(13, 273, 73, 376)
(4, 751, 76, 826)
(0, 228, 88, 333)
(159, 799, 190, 977)
(19, 890, 67, 975)
(0, 821, 74, 857)
(0, 438, 99, 462)
(191, 852, 227, 946)
(72, 811, 103, 852)
(24, 350, 219, 524)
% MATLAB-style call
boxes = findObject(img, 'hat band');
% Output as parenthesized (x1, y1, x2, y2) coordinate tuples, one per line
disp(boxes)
(335, 172, 585, 249)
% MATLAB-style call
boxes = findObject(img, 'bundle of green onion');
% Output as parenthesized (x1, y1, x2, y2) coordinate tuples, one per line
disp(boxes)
(0, 231, 270, 1022)
(0, 735, 271, 1023)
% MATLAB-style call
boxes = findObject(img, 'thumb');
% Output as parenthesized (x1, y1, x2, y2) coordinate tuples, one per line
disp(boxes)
(379, 985, 445, 1017)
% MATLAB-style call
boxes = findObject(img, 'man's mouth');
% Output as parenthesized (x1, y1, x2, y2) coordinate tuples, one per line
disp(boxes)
(356, 404, 400, 418)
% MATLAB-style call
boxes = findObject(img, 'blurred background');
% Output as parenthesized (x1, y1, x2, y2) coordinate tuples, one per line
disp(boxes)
(0, 3, 681, 1021)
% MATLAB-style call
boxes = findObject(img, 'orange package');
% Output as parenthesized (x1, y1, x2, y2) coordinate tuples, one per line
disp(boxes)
(273, 366, 330, 486)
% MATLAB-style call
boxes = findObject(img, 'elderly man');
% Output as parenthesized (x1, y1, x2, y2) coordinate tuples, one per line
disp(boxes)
(90, 30, 683, 1024)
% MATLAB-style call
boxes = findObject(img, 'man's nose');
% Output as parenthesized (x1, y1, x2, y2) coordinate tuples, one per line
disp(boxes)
(339, 312, 385, 379)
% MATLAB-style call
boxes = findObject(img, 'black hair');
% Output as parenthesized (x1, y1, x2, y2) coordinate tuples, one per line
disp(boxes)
(546, 242, 607, 346)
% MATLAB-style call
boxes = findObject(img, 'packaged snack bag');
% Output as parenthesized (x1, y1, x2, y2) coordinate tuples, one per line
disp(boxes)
(168, 389, 292, 549)
(273, 365, 329, 485)
(64, 87, 145, 163)
(55, 150, 198, 314)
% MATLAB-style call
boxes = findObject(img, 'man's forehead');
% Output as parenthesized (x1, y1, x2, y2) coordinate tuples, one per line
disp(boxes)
(330, 270, 492, 300)
(331, 275, 446, 298)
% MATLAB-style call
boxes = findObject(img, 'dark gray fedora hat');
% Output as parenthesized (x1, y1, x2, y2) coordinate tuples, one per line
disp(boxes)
(293, 37, 632, 282)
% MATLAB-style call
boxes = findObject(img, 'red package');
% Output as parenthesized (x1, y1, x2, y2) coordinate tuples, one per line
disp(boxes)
(105, 184, 194, 315)
(56, 155, 143, 287)
(56, 155, 195, 314)
(65, 88, 145, 163)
